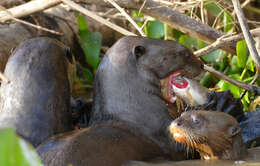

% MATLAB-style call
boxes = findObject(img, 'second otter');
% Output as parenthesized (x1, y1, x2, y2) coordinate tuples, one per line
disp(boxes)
(169, 111, 247, 160)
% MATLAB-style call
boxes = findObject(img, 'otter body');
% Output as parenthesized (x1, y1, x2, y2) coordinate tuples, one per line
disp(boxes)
(170, 111, 247, 160)
(37, 122, 164, 166)
(0, 38, 73, 147)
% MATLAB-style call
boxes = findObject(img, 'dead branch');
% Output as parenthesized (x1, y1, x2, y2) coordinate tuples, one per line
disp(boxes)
(0, 0, 236, 54)
(0, 0, 60, 23)
(194, 27, 260, 57)
(61, 0, 136, 36)
(232, 0, 260, 72)
(204, 65, 260, 96)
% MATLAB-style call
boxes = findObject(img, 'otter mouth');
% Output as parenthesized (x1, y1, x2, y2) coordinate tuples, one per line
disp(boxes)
(160, 72, 190, 104)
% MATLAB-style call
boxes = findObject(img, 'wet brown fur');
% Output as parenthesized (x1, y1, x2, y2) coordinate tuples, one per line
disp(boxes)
(169, 111, 247, 160)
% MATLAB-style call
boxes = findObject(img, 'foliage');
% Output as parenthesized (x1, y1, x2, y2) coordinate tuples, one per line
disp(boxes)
(132, 2, 259, 111)
(76, 2, 258, 111)
(0, 128, 43, 166)
(76, 13, 102, 84)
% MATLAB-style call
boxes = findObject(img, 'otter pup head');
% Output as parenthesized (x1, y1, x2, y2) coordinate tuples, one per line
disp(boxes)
(169, 111, 247, 160)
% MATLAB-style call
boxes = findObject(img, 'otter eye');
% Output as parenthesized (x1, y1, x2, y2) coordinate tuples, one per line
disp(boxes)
(132, 45, 146, 59)
(191, 115, 200, 124)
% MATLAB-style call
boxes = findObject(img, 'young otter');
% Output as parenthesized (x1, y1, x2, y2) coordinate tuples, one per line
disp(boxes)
(169, 111, 247, 160)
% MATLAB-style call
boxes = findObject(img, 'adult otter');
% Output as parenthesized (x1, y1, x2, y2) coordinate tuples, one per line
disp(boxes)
(37, 36, 203, 166)
(0, 38, 73, 147)
(169, 111, 247, 160)
(89, 36, 203, 159)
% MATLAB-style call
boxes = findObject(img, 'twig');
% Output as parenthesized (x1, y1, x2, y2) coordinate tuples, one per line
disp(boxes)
(0, 6, 63, 35)
(0, 72, 9, 84)
(240, 69, 259, 99)
(61, 0, 136, 36)
(105, 0, 145, 36)
(0, 0, 61, 23)
(232, 0, 260, 72)
(204, 64, 260, 95)
(194, 27, 260, 57)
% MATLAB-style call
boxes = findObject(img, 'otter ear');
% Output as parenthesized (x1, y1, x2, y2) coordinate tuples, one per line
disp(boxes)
(227, 125, 241, 137)
(132, 45, 146, 59)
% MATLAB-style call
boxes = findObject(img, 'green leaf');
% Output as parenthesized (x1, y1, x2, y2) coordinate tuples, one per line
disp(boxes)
(131, 10, 144, 27)
(216, 74, 242, 98)
(82, 67, 94, 84)
(77, 14, 89, 32)
(201, 49, 222, 64)
(178, 35, 198, 50)
(229, 56, 241, 74)
(172, 29, 183, 40)
(77, 14, 102, 69)
(204, 1, 222, 16)
(146, 21, 164, 39)
(0, 128, 43, 166)
(237, 40, 248, 68)
(223, 11, 234, 33)
(246, 53, 255, 72)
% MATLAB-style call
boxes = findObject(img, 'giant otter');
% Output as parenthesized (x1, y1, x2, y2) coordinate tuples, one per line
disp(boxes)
(89, 36, 203, 158)
(169, 111, 247, 160)
(37, 36, 204, 165)
(0, 38, 73, 147)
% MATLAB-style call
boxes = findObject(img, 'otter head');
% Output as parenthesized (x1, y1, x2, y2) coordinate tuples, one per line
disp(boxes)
(169, 111, 247, 160)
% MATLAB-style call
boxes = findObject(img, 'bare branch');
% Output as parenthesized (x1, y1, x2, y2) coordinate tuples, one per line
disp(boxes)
(194, 27, 260, 57)
(106, 0, 145, 36)
(204, 65, 260, 95)
(0, 0, 60, 23)
(61, 0, 136, 36)
(232, 0, 260, 71)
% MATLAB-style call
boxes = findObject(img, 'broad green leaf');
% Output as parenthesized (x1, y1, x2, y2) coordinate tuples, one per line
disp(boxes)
(172, 29, 183, 40)
(201, 49, 222, 64)
(146, 21, 164, 39)
(200, 72, 219, 88)
(223, 11, 234, 33)
(229, 56, 241, 74)
(178, 35, 198, 50)
(204, 1, 222, 16)
(0, 128, 43, 166)
(216, 74, 242, 98)
(246, 54, 255, 72)
(77, 14, 89, 32)
(132, 10, 144, 27)
(237, 40, 248, 68)
(82, 67, 94, 84)
(77, 14, 102, 69)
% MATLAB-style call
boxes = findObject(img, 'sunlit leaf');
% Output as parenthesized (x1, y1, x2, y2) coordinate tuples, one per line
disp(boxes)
(0, 128, 43, 166)
(179, 35, 198, 50)
(223, 11, 234, 33)
(246, 55, 255, 72)
(132, 10, 144, 27)
(237, 40, 248, 68)
(204, 1, 222, 16)
(216, 74, 242, 98)
(146, 21, 164, 39)
(77, 14, 102, 70)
